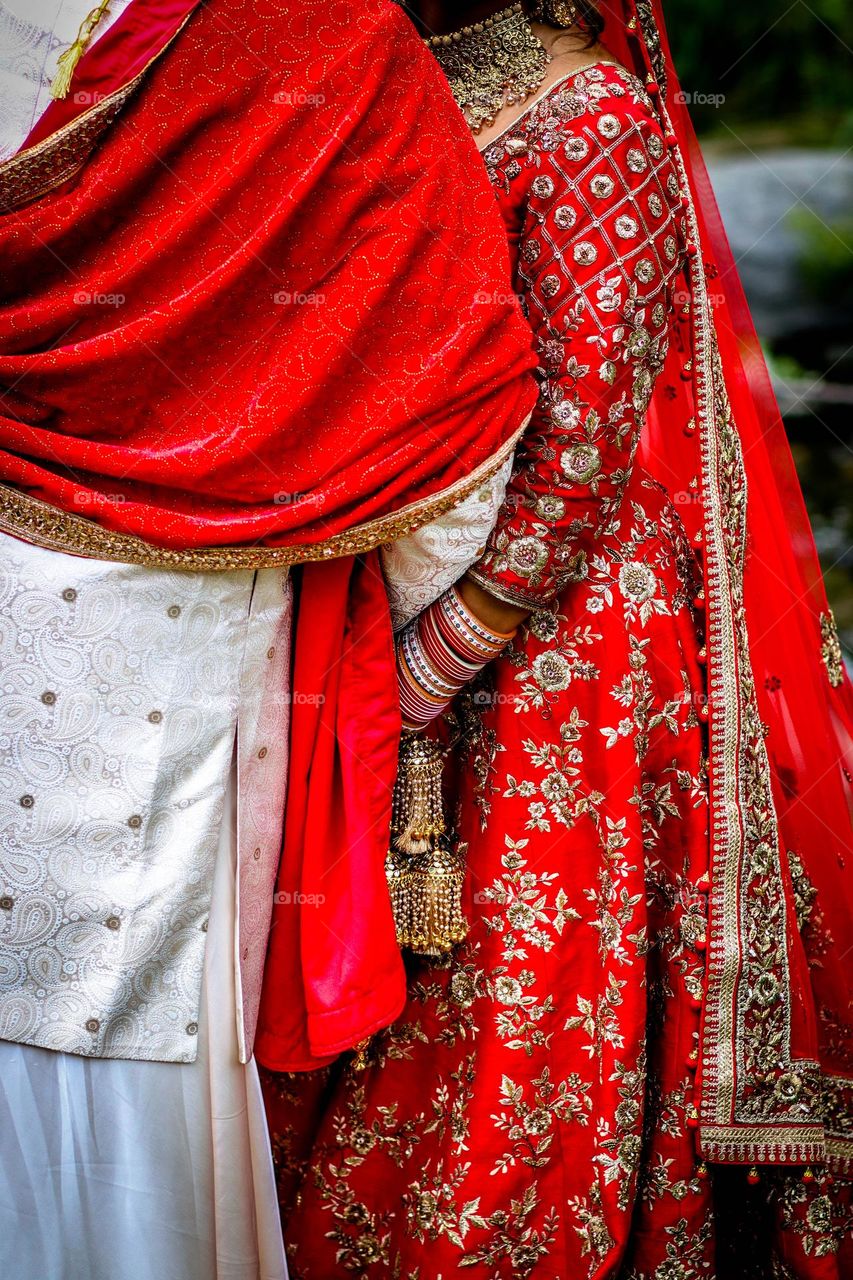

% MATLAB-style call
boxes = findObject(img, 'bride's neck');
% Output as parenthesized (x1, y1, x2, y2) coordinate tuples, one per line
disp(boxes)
(415, 1, 516, 38)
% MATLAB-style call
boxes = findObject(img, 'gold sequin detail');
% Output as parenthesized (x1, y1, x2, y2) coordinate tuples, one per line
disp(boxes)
(819, 611, 844, 688)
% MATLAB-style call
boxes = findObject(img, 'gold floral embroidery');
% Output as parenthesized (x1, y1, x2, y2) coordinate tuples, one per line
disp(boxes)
(785, 847, 818, 934)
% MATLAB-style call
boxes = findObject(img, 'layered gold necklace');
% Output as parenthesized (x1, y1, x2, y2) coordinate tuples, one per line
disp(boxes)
(425, 3, 551, 135)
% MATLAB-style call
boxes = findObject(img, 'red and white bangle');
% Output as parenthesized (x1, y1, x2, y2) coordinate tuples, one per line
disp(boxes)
(396, 585, 516, 731)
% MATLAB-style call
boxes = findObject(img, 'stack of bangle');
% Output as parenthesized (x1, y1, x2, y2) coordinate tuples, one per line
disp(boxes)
(397, 585, 516, 731)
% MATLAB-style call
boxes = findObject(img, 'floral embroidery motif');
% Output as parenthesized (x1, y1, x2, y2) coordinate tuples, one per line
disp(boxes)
(468, 67, 686, 614)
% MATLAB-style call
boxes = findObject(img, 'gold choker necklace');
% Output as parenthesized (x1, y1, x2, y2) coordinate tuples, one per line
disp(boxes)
(425, 3, 551, 135)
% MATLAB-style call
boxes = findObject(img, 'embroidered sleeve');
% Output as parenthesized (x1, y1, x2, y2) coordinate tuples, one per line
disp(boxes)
(469, 104, 686, 608)
(381, 454, 513, 631)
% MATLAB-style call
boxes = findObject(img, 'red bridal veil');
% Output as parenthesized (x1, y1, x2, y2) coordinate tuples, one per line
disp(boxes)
(594, 0, 852, 1172)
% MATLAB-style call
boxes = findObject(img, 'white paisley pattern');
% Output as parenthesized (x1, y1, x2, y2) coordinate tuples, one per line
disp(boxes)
(381, 457, 514, 631)
(0, 531, 291, 1063)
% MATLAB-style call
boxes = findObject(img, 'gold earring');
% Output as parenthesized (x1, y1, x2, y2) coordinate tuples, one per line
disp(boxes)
(541, 0, 579, 25)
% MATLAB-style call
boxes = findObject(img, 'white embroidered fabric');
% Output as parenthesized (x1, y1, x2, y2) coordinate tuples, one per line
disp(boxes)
(0, 0, 134, 160)
(0, 765, 288, 1280)
(381, 456, 513, 631)
(0, 533, 291, 1064)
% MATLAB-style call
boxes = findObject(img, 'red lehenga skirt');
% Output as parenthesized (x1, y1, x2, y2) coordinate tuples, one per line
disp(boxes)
(262, 470, 852, 1278)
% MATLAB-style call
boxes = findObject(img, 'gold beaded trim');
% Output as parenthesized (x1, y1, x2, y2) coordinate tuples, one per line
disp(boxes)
(0, 419, 528, 571)
(819, 610, 844, 688)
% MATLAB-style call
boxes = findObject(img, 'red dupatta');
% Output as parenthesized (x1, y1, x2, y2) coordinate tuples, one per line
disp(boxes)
(0, 0, 536, 565)
(597, 1, 853, 1171)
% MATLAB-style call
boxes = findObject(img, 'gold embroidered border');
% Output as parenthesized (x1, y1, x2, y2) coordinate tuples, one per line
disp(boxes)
(820, 610, 844, 688)
(0, 12, 196, 213)
(689, 220, 809, 1160)
(684, 226, 849, 1170)
(661, 101, 822, 1164)
(699, 1125, 826, 1167)
(0, 419, 529, 571)
(685, 198, 742, 1137)
(0, 85, 138, 212)
(821, 1074, 853, 1173)
(635, 0, 668, 97)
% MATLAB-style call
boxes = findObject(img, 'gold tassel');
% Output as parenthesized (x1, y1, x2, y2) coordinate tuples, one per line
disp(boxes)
(386, 734, 468, 957)
(50, 0, 112, 101)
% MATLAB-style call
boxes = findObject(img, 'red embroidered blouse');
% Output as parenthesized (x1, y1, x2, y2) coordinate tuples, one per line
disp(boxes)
(469, 63, 688, 609)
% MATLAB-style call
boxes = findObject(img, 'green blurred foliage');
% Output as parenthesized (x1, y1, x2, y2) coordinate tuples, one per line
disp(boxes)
(789, 210, 853, 310)
(665, 0, 853, 139)
(661, 1, 853, 650)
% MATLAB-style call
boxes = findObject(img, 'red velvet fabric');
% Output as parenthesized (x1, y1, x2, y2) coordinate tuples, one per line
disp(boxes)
(255, 554, 407, 1070)
(0, 0, 536, 553)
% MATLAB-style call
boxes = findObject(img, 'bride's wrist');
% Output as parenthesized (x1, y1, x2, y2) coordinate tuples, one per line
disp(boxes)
(458, 575, 529, 635)
(396, 583, 520, 731)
